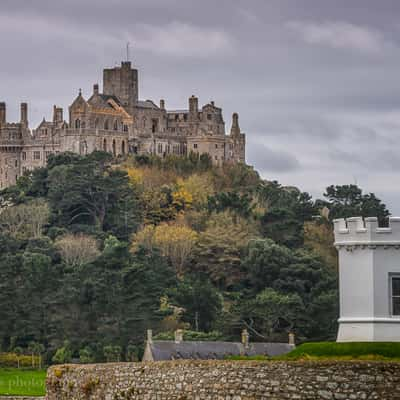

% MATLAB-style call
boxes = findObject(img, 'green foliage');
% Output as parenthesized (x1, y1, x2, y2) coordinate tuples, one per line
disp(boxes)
(0, 151, 391, 363)
(52, 341, 72, 364)
(167, 278, 223, 331)
(321, 184, 390, 222)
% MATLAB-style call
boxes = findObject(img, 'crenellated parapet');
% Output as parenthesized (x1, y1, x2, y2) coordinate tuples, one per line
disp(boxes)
(334, 216, 400, 249)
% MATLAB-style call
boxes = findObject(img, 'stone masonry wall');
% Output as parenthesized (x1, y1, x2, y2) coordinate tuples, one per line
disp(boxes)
(46, 360, 400, 400)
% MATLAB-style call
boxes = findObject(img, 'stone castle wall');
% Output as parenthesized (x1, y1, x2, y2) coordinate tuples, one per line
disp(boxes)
(46, 360, 400, 399)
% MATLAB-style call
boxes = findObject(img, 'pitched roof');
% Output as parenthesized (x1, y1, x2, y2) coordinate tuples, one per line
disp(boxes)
(147, 340, 293, 361)
(136, 100, 159, 109)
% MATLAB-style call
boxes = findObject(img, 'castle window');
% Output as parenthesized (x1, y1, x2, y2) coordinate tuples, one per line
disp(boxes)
(75, 119, 81, 129)
(103, 139, 107, 152)
(122, 141, 126, 155)
(152, 119, 158, 133)
(193, 143, 198, 149)
(34, 151, 41, 160)
(215, 156, 218, 160)
(15, 160, 18, 167)
(22, 152, 26, 161)
(175, 114, 179, 121)
(207, 114, 212, 120)
(123, 124, 128, 132)
(114, 120, 118, 131)
(104, 120, 109, 130)
(112, 140, 116, 156)
(391, 275, 400, 316)
(215, 144, 218, 149)
(142, 117, 146, 128)
(158, 143, 163, 154)
(183, 114, 188, 122)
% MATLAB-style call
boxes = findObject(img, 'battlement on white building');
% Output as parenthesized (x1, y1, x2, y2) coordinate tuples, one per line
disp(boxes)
(334, 216, 400, 247)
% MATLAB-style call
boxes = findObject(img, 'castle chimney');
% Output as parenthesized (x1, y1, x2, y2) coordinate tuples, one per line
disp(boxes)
(20, 103, 28, 127)
(230, 112, 240, 136)
(189, 95, 199, 119)
(93, 83, 99, 95)
(160, 99, 165, 110)
(241, 329, 249, 349)
(289, 332, 296, 346)
(0, 102, 6, 125)
(210, 101, 215, 107)
(147, 329, 153, 344)
(53, 105, 63, 124)
(174, 329, 183, 344)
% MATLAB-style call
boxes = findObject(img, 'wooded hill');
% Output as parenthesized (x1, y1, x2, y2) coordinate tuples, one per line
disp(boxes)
(0, 151, 390, 364)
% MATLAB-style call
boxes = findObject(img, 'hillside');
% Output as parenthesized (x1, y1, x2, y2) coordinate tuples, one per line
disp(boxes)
(0, 151, 390, 364)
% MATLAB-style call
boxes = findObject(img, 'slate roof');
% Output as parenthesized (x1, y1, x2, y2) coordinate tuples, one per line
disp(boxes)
(146, 340, 293, 361)
(136, 100, 159, 109)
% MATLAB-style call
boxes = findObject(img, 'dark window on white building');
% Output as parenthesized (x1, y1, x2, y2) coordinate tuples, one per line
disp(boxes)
(391, 275, 400, 316)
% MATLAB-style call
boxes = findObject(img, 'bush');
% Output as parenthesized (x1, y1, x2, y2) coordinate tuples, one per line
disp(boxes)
(0, 352, 40, 368)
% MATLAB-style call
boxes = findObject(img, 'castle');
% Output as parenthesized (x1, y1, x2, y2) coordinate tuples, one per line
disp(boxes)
(0, 61, 246, 189)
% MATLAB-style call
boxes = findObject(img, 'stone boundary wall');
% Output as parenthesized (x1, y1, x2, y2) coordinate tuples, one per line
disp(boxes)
(46, 360, 400, 400)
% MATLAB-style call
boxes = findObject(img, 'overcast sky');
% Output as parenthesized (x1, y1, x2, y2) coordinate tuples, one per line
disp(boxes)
(1, 0, 400, 212)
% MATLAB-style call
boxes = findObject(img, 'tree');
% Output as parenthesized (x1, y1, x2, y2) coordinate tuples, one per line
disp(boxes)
(167, 278, 222, 332)
(55, 233, 100, 268)
(193, 212, 258, 289)
(133, 221, 198, 277)
(46, 151, 142, 239)
(0, 199, 50, 239)
(244, 239, 293, 292)
(241, 288, 305, 339)
(103, 345, 122, 362)
(79, 346, 95, 363)
(14, 346, 23, 369)
(322, 184, 390, 222)
(52, 340, 72, 364)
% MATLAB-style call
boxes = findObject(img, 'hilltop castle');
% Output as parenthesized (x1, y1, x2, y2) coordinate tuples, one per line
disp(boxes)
(0, 61, 246, 189)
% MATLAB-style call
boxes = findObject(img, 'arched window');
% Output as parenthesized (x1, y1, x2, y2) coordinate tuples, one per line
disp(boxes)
(103, 138, 107, 152)
(104, 119, 109, 130)
(114, 120, 118, 131)
(112, 140, 116, 156)
(75, 119, 80, 129)
(121, 141, 126, 155)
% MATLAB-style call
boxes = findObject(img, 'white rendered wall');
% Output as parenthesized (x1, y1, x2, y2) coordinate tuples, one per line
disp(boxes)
(334, 216, 400, 342)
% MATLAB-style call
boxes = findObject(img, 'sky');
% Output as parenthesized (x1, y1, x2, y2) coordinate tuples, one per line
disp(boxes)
(1, 0, 400, 213)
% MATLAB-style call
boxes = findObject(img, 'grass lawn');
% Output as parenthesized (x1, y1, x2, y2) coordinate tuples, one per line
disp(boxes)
(279, 342, 400, 361)
(0, 369, 46, 396)
(228, 342, 400, 361)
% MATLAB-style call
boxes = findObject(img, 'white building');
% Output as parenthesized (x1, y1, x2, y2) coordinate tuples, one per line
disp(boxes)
(334, 216, 400, 342)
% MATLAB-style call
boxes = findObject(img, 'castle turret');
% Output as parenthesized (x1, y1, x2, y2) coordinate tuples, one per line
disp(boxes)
(160, 99, 165, 110)
(103, 61, 138, 108)
(93, 83, 99, 96)
(20, 102, 28, 127)
(0, 102, 6, 125)
(189, 95, 199, 121)
(230, 113, 240, 136)
(334, 216, 400, 342)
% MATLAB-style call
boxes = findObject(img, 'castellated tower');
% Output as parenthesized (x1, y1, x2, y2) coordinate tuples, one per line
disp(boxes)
(334, 216, 400, 342)
(103, 61, 138, 108)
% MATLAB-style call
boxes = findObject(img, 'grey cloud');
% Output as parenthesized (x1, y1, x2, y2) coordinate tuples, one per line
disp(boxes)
(248, 142, 300, 173)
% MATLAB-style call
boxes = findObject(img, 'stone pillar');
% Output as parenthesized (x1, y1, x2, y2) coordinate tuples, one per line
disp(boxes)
(174, 329, 183, 344)
(241, 329, 249, 349)
(288, 332, 296, 346)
